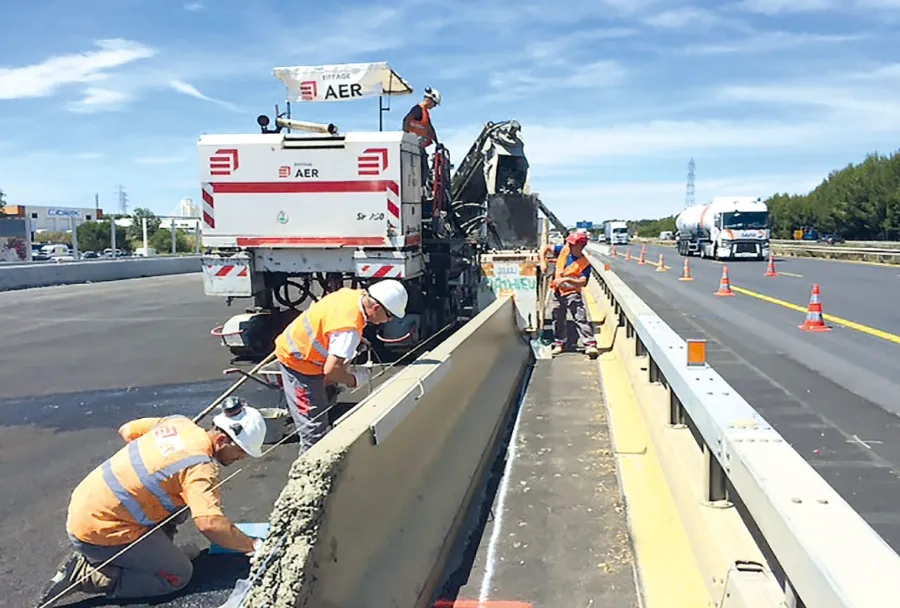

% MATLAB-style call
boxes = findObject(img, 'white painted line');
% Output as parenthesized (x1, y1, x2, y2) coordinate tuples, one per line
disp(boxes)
(847, 434, 882, 450)
(478, 396, 525, 603)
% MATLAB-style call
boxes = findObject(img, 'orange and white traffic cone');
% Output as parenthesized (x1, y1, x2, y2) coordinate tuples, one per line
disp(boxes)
(656, 253, 667, 272)
(679, 258, 694, 281)
(799, 284, 831, 332)
(764, 254, 778, 277)
(626, 248, 632, 261)
(714, 265, 735, 296)
(611, 245, 617, 257)
(638, 246, 647, 265)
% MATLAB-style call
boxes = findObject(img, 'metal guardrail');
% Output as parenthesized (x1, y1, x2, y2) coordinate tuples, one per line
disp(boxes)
(585, 242, 900, 608)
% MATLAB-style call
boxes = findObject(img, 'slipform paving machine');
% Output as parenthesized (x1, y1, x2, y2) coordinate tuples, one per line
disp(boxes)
(198, 63, 549, 363)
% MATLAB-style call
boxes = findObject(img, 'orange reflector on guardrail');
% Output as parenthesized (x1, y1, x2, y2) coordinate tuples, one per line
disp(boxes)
(686, 339, 707, 367)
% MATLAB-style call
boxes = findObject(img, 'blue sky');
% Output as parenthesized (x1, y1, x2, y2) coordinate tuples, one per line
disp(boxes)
(1, 0, 900, 225)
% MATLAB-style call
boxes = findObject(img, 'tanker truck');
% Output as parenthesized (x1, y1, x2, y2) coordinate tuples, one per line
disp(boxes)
(675, 197, 769, 260)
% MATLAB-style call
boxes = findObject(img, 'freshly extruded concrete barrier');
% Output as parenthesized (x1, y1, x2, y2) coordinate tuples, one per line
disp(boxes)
(0, 256, 200, 291)
(242, 296, 532, 608)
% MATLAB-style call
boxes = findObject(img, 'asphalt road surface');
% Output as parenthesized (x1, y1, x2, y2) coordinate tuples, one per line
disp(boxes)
(601, 244, 900, 555)
(0, 275, 395, 608)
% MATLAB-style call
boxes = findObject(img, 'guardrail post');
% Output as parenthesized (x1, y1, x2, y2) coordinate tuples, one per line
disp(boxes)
(703, 443, 731, 506)
(668, 392, 686, 427)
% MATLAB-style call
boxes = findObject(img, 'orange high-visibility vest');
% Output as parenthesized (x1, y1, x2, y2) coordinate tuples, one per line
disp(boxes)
(405, 102, 433, 147)
(275, 288, 367, 375)
(66, 415, 215, 546)
(554, 244, 591, 296)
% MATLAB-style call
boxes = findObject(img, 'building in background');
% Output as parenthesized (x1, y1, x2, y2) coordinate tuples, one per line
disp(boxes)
(1, 205, 104, 232)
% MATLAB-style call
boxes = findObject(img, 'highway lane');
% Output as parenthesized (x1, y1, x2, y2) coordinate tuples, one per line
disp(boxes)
(0, 275, 395, 608)
(0, 275, 229, 400)
(601, 245, 900, 555)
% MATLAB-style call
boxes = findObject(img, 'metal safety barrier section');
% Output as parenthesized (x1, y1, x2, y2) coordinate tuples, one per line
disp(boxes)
(0, 255, 201, 291)
(239, 296, 532, 608)
(585, 243, 900, 608)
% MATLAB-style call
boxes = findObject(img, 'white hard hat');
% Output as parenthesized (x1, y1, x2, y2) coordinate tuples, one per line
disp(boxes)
(213, 399, 267, 458)
(424, 87, 441, 105)
(367, 279, 408, 318)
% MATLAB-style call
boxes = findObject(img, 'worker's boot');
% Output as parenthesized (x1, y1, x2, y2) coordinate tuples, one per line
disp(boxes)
(551, 343, 564, 356)
(584, 343, 599, 359)
(37, 553, 117, 607)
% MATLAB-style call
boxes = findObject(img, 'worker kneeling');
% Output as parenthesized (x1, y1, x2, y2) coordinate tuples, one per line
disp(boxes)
(38, 399, 267, 607)
(541, 231, 599, 358)
(274, 279, 408, 452)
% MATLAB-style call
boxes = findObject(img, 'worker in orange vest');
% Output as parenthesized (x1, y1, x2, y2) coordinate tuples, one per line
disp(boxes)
(38, 399, 268, 607)
(273, 279, 409, 452)
(540, 231, 599, 358)
(402, 87, 441, 188)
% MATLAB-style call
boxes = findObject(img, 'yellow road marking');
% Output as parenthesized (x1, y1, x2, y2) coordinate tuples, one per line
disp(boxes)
(729, 285, 900, 345)
(584, 289, 710, 606)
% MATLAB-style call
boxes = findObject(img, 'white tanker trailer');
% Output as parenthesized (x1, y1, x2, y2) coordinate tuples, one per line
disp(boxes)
(675, 197, 770, 260)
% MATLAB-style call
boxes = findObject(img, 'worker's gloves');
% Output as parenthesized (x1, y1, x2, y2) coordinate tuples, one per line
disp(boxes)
(245, 538, 264, 557)
(351, 367, 371, 388)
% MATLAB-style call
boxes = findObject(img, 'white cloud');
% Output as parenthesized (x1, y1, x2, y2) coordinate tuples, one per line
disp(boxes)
(737, 0, 900, 13)
(168, 80, 239, 111)
(67, 88, 132, 113)
(643, 7, 722, 29)
(184, 1, 204, 10)
(134, 156, 187, 165)
(484, 60, 628, 101)
(0, 39, 155, 100)
(683, 31, 866, 54)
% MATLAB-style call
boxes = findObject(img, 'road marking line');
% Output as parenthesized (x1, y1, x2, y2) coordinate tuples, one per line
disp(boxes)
(478, 377, 523, 604)
(848, 435, 883, 450)
(729, 285, 900, 345)
(584, 290, 710, 606)
(778, 271, 804, 278)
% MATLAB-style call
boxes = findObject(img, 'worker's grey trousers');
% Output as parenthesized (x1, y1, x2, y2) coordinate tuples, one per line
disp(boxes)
(278, 363, 330, 452)
(67, 513, 192, 599)
(553, 291, 596, 348)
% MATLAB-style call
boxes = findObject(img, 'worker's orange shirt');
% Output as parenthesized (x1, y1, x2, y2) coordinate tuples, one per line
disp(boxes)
(67, 416, 224, 546)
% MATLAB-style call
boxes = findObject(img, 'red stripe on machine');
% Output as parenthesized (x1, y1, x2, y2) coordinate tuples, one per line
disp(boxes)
(215, 265, 234, 277)
(212, 181, 398, 194)
(236, 236, 389, 247)
(203, 211, 215, 229)
(372, 265, 393, 278)
(202, 189, 214, 206)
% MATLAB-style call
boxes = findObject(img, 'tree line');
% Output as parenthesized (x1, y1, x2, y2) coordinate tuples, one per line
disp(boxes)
(631, 148, 900, 240)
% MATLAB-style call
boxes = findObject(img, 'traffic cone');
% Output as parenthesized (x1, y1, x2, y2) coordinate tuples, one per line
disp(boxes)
(626, 248, 632, 261)
(679, 258, 694, 281)
(799, 284, 831, 332)
(638, 246, 647, 265)
(714, 265, 735, 296)
(656, 253, 667, 272)
(611, 245, 617, 257)
(764, 254, 778, 277)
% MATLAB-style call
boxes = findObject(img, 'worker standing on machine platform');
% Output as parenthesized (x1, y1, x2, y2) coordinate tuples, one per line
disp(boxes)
(541, 231, 599, 358)
(273, 279, 409, 452)
(38, 399, 268, 607)
(402, 87, 441, 188)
